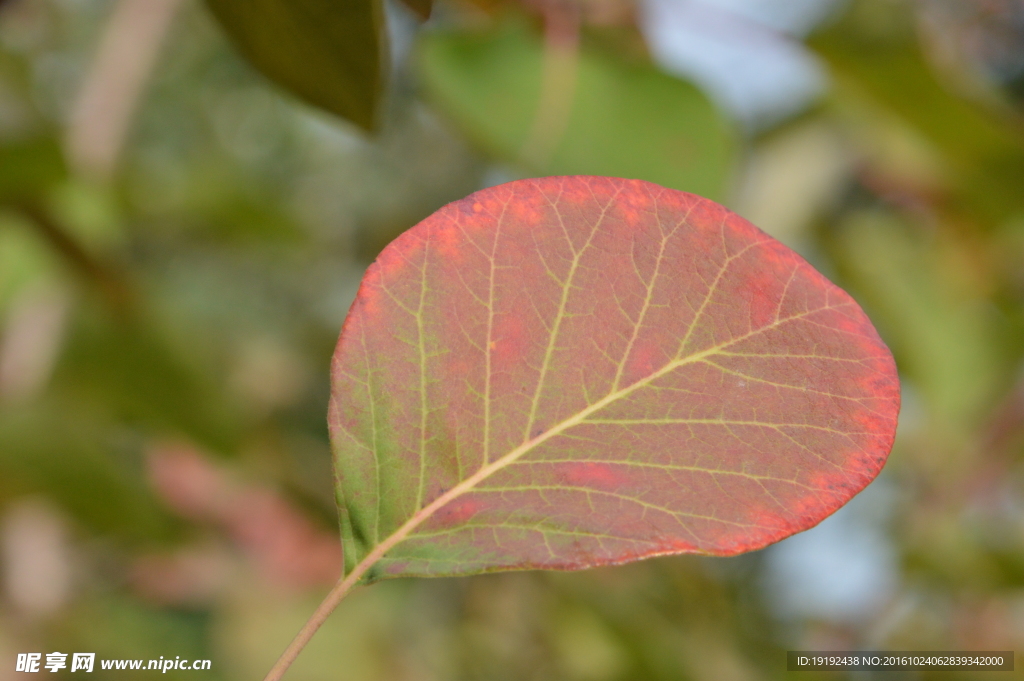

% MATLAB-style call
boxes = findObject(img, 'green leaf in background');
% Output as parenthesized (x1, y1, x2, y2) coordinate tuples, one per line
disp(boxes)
(418, 16, 736, 201)
(52, 306, 243, 455)
(59, 597, 215, 680)
(0, 405, 174, 541)
(809, 5, 1024, 223)
(204, 0, 386, 131)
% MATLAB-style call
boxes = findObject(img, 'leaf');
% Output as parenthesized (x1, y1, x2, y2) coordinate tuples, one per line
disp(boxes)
(205, 0, 385, 131)
(808, 10, 1024, 223)
(330, 176, 900, 582)
(417, 17, 736, 201)
(0, 404, 175, 541)
(53, 306, 243, 454)
(810, 15, 1022, 164)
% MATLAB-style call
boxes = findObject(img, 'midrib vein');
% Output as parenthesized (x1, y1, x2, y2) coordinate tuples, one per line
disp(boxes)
(342, 304, 828, 583)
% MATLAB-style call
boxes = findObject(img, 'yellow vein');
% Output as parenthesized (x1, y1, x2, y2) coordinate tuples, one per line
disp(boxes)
(415, 237, 430, 511)
(674, 234, 767, 360)
(612, 200, 693, 391)
(716, 350, 884, 363)
(472, 485, 774, 529)
(583, 418, 867, 435)
(517, 457, 820, 489)
(413, 522, 656, 544)
(775, 265, 800, 323)
(702, 359, 886, 411)
(483, 200, 509, 464)
(361, 321, 382, 545)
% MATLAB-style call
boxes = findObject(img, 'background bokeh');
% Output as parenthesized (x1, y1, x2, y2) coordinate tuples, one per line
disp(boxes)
(2, 0, 1024, 678)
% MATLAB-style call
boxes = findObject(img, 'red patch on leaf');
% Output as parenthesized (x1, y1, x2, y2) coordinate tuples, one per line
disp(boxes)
(559, 462, 630, 491)
(653, 536, 697, 554)
(434, 497, 482, 527)
(492, 312, 530, 364)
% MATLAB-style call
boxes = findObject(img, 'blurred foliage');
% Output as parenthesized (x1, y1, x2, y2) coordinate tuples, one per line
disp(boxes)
(1, 0, 1024, 679)
(418, 13, 735, 200)
(205, 0, 386, 132)
(401, 0, 434, 21)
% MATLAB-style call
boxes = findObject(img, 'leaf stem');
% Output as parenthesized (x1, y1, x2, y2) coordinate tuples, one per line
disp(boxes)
(261, 572, 359, 681)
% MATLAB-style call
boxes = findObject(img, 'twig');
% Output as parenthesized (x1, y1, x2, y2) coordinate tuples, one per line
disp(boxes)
(519, 1, 581, 168)
(66, 0, 185, 178)
(11, 202, 135, 313)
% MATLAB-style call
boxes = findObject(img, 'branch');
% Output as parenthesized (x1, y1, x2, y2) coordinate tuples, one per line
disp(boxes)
(519, 1, 581, 168)
(11, 202, 135, 313)
(66, 0, 185, 178)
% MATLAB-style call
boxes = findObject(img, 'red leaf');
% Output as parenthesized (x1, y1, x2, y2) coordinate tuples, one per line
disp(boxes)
(330, 176, 899, 582)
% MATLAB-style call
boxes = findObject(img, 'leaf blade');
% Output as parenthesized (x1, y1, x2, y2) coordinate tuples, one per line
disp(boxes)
(330, 177, 899, 581)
